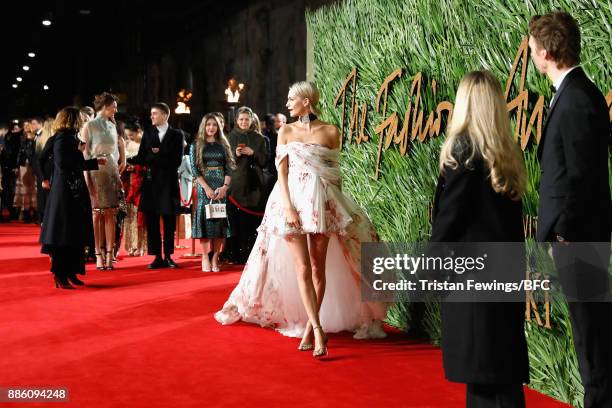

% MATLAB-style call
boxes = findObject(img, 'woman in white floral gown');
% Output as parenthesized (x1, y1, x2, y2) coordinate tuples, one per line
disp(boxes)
(215, 82, 387, 357)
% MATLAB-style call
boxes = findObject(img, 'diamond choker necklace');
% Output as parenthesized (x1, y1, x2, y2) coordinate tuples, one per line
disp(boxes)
(299, 113, 318, 124)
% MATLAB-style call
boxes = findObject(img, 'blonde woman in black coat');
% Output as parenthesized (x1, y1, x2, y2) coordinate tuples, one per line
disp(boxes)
(431, 71, 529, 407)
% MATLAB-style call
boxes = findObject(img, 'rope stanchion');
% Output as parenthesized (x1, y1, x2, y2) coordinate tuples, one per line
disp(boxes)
(227, 195, 265, 217)
(181, 180, 202, 258)
(175, 181, 194, 249)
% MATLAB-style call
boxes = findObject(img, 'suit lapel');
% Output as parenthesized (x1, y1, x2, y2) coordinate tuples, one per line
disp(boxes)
(538, 67, 584, 158)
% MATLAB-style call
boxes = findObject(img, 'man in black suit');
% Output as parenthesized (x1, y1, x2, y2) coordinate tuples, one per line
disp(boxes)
(130, 103, 184, 269)
(529, 11, 612, 408)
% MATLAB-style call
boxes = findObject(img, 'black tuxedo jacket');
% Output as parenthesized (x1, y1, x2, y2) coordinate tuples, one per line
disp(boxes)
(130, 125, 184, 216)
(537, 67, 611, 242)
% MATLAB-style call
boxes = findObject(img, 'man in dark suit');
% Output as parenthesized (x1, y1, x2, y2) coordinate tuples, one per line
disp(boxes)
(130, 103, 184, 269)
(529, 11, 612, 408)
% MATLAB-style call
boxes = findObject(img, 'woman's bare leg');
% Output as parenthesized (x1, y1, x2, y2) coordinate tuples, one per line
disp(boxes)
(285, 234, 326, 354)
(211, 238, 224, 271)
(299, 233, 331, 348)
(200, 239, 211, 271)
(103, 210, 117, 268)
(92, 211, 104, 268)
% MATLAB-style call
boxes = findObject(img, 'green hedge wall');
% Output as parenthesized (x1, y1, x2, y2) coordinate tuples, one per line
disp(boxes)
(307, 1, 611, 406)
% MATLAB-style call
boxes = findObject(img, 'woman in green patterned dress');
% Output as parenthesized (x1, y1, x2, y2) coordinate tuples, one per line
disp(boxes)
(190, 113, 236, 272)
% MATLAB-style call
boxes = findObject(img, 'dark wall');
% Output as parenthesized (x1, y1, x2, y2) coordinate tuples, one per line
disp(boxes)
(0, 0, 337, 128)
(115, 0, 310, 133)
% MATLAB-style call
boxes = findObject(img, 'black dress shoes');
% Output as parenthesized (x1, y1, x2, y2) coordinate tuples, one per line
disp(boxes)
(148, 257, 167, 269)
(165, 257, 179, 268)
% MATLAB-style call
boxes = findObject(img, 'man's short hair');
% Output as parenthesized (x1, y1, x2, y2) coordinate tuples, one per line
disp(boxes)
(529, 11, 581, 68)
(152, 102, 171, 116)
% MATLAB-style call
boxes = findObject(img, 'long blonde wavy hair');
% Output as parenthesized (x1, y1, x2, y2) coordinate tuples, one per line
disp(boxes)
(195, 113, 236, 173)
(439, 70, 526, 201)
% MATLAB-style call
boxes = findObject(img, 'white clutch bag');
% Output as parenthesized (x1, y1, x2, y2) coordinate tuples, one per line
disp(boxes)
(205, 200, 227, 219)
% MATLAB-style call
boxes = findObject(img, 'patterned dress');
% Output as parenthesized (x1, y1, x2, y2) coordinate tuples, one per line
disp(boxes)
(190, 142, 232, 239)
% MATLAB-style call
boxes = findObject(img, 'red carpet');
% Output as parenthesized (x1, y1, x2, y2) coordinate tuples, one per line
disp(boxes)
(0, 223, 569, 407)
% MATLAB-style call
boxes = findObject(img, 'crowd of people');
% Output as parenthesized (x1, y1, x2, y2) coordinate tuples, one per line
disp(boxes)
(0, 95, 289, 278)
(0, 10, 610, 408)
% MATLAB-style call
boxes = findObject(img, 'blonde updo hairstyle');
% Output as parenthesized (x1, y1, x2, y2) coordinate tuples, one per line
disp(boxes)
(288, 81, 322, 116)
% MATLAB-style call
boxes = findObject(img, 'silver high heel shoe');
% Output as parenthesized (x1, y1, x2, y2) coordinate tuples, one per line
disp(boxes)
(312, 325, 328, 358)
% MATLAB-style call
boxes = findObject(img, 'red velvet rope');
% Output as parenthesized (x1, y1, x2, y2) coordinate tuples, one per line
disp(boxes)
(228, 195, 265, 217)
(179, 182, 194, 206)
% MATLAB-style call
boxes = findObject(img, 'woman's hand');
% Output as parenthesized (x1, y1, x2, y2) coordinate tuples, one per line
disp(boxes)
(284, 206, 301, 230)
(202, 183, 215, 200)
(235, 147, 243, 157)
(214, 185, 228, 200)
(118, 162, 127, 174)
(241, 146, 254, 156)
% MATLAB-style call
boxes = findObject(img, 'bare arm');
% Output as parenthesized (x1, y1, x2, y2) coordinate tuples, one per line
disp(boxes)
(277, 126, 301, 228)
(117, 135, 126, 173)
(326, 124, 341, 149)
(80, 123, 96, 197)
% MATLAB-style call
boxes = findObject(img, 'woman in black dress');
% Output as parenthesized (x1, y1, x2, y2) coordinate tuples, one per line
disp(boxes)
(430, 71, 529, 407)
(40, 107, 106, 289)
(190, 113, 235, 272)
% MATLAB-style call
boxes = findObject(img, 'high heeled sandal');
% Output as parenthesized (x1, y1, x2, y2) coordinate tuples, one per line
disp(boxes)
(298, 324, 314, 351)
(105, 251, 114, 270)
(312, 325, 328, 358)
(95, 252, 105, 270)
(201, 257, 211, 272)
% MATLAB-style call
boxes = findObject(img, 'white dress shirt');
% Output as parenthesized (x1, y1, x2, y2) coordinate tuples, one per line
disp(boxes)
(553, 65, 579, 91)
(156, 122, 169, 143)
(549, 66, 579, 108)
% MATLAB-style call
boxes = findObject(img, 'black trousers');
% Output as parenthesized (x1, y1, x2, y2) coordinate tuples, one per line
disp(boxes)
(466, 384, 525, 408)
(49, 246, 86, 278)
(225, 201, 262, 264)
(145, 213, 176, 258)
(552, 243, 612, 408)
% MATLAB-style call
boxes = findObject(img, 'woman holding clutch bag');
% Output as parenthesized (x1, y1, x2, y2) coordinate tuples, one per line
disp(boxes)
(190, 113, 235, 272)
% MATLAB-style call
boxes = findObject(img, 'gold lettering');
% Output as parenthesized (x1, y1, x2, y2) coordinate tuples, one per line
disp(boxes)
(333, 38, 611, 179)
(505, 37, 545, 148)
